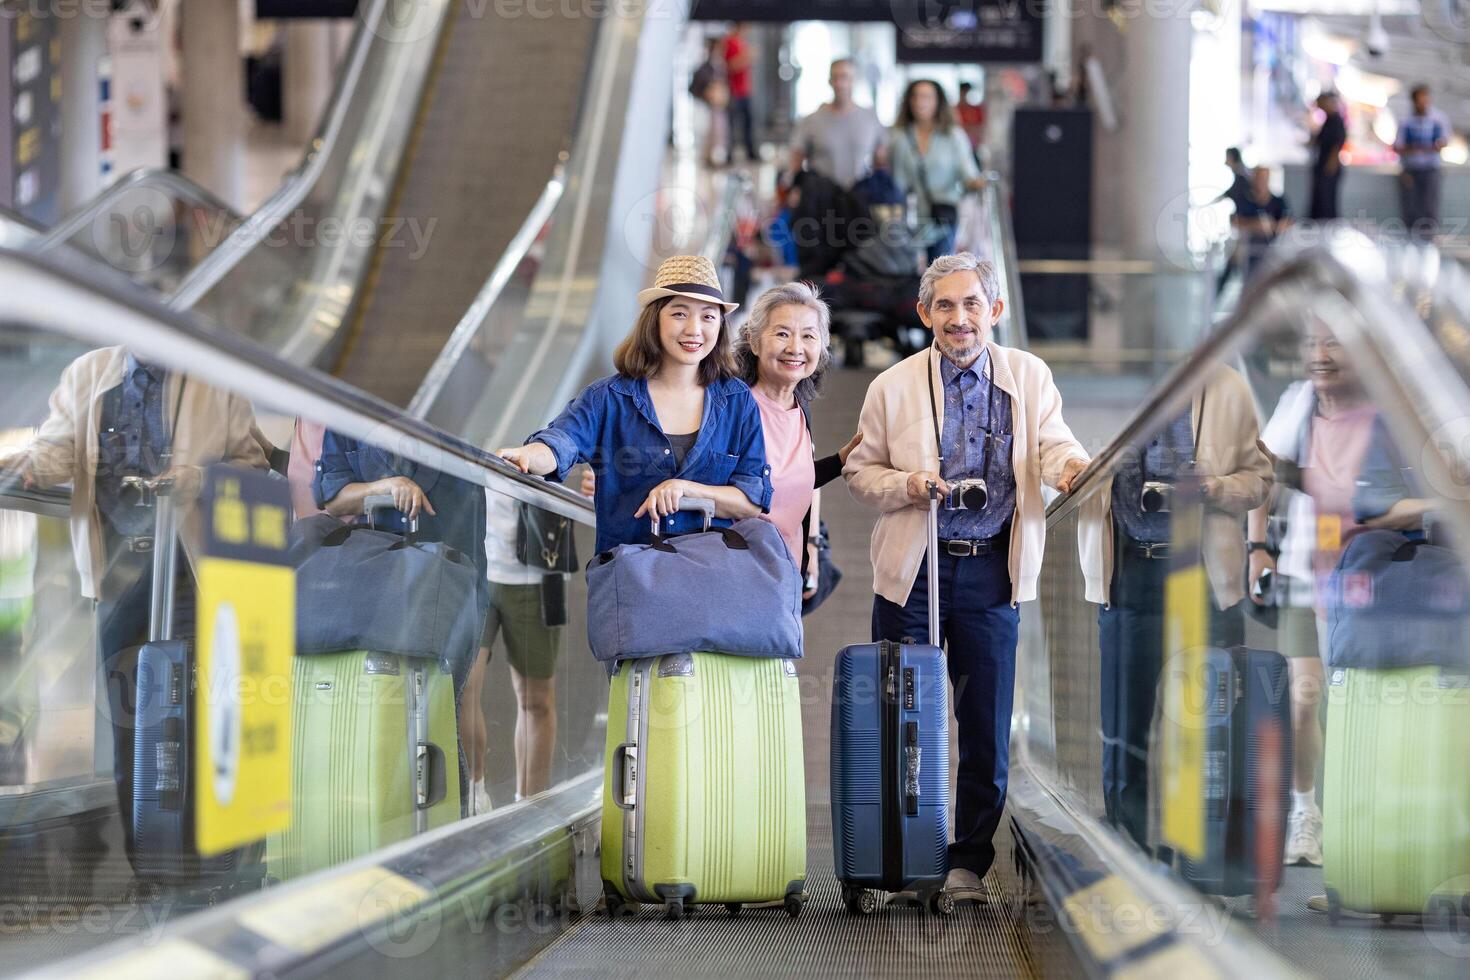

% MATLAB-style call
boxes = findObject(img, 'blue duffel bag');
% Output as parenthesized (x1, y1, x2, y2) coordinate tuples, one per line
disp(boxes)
(1326, 528, 1470, 670)
(586, 500, 803, 663)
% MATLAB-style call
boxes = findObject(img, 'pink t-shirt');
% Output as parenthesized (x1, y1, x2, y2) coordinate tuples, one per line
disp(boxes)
(1301, 404, 1376, 584)
(752, 388, 815, 562)
(288, 419, 329, 520)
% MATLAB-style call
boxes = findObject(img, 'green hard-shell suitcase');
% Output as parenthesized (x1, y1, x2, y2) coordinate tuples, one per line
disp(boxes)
(267, 651, 460, 879)
(1322, 665, 1470, 923)
(600, 652, 806, 919)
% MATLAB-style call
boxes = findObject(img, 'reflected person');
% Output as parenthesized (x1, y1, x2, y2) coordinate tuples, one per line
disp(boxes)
(0, 347, 267, 867)
(1079, 365, 1271, 853)
(312, 432, 490, 695)
(1248, 322, 1375, 868)
(461, 492, 574, 813)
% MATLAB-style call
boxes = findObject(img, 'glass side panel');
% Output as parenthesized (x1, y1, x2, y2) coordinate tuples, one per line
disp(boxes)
(1027, 306, 1470, 977)
(0, 329, 604, 971)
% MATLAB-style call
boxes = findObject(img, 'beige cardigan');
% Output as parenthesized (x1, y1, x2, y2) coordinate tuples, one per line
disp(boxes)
(5, 347, 267, 599)
(844, 342, 1089, 607)
(1077, 364, 1272, 610)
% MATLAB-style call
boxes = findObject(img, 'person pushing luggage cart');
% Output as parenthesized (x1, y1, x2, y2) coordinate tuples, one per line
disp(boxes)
(844, 253, 1088, 901)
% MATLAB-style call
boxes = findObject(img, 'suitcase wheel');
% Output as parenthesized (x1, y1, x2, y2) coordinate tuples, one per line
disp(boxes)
(725, 903, 742, 917)
(783, 894, 804, 919)
(663, 896, 687, 920)
(843, 886, 877, 915)
(929, 890, 956, 916)
(603, 882, 630, 918)
(1325, 888, 1341, 926)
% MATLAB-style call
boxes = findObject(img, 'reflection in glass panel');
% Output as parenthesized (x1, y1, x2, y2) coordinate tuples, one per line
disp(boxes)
(0, 334, 604, 967)
(1033, 309, 1470, 976)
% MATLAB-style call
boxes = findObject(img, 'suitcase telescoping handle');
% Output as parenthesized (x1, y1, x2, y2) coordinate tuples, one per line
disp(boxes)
(925, 482, 940, 649)
(611, 742, 638, 810)
(362, 493, 420, 535)
(649, 496, 716, 539)
(122, 474, 179, 645)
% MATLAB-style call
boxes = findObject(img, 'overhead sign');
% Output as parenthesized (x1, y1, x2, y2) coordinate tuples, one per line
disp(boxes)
(0, 10, 62, 224)
(194, 466, 295, 855)
(691, 0, 1045, 63)
(894, 2, 1044, 65)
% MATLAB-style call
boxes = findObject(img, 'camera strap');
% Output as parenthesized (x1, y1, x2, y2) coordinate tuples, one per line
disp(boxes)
(927, 345, 1002, 481)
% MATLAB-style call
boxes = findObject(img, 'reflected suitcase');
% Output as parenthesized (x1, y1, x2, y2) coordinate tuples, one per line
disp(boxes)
(266, 651, 460, 879)
(132, 478, 263, 884)
(1322, 665, 1470, 922)
(600, 652, 806, 918)
(831, 488, 950, 915)
(1176, 646, 1292, 897)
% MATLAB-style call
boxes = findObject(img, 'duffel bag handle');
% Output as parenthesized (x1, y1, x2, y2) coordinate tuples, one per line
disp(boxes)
(649, 496, 716, 539)
(364, 493, 420, 537)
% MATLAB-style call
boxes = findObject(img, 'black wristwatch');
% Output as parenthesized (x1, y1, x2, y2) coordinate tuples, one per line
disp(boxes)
(1246, 541, 1276, 556)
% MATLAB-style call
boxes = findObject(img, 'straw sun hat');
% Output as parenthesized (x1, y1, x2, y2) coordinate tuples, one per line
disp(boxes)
(635, 255, 739, 314)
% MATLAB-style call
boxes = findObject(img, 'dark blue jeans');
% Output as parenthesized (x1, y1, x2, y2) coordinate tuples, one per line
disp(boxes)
(872, 546, 1018, 876)
(1098, 537, 1244, 852)
(97, 543, 195, 865)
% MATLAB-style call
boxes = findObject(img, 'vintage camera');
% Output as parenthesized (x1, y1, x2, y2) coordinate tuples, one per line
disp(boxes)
(1140, 481, 1172, 514)
(118, 474, 159, 510)
(945, 478, 989, 513)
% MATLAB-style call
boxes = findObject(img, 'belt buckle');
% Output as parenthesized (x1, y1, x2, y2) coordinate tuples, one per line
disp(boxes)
(1143, 542, 1169, 560)
(945, 539, 973, 558)
(126, 536, 155, 554)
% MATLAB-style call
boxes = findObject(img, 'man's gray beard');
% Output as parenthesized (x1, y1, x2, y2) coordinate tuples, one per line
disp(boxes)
(936, 336, 980, 365)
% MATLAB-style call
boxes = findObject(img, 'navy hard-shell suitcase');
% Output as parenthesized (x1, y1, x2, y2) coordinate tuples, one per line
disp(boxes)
(831, 489, 952, 915)
(130, 477, 261, 885)
(1177, 646, 1292, 897)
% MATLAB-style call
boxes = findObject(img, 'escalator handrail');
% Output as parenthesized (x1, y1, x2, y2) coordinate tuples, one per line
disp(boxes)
(33, 168, 241, 265)
(406, 170, 567, 420)
(166, 0, 439, 313)
(701, 170, 752, 265)
(1045, 232, 1470, 525)
(978, 171, 1028, 350)
(0, 245, 595, 525)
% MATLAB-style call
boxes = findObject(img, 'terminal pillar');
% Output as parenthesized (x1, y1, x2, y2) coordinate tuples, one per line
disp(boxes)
(59, 9, 107, 211)
(284, 19, 334, 145)
(180, 0, 245, 209)
(1117, 10, 1193, 359)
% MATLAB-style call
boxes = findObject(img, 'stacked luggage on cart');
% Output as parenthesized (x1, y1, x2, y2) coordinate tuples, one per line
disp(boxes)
(590, 499, 807, 918)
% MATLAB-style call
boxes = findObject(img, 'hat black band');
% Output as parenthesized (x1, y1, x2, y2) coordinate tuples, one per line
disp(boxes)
(661, 281, 726, 303)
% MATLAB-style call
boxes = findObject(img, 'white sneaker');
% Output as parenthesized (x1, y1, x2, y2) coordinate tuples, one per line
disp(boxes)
(472, 779, 492, 816)
(1285, 806, 1323, 866)
(944, 868, 986, 902)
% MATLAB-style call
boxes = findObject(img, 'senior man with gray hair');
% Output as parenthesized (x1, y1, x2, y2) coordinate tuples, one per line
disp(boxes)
(844, 252, 1089, 899)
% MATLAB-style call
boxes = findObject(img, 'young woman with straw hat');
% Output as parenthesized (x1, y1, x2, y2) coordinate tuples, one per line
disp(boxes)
(497, 255, 772, 553)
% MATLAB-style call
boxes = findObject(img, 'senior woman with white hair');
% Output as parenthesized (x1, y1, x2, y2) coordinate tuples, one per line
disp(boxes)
(734, 281, 861, 606)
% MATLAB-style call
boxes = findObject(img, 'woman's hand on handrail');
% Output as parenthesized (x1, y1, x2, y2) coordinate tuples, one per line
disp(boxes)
(496, 442, 558, 477)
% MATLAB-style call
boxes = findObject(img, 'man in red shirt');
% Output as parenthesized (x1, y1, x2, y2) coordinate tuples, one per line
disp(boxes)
(722, 23, 758, 162)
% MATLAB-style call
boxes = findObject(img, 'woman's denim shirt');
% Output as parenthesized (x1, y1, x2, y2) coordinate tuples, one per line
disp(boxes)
(527, 375, 773, 554)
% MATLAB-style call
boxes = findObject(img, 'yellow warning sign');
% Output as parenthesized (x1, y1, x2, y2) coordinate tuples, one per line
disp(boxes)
(193, 468, 294, 855)
(1160, 491, 1208, 861)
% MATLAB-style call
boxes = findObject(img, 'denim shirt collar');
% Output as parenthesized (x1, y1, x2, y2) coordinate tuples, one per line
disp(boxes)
(607, 375, 734, 451)
(124, 352, 166, 386)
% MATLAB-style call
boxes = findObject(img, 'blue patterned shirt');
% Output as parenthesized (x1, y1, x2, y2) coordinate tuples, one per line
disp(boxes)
(937, 349, 1015, 540)
(1111, 411, 1194, 543)
(96, 355, 170, 538)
